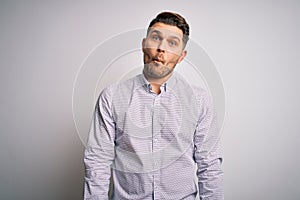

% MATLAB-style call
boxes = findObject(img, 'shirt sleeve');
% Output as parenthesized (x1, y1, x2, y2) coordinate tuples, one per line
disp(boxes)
(193, 88, 224, 200)
(83, 86, 115, 200)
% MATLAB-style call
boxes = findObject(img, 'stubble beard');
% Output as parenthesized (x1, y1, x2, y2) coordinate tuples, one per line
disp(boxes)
(143, 62, 174, 79)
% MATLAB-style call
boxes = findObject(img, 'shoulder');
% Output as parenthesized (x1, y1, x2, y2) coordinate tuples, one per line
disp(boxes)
(191, 85, 211, 103)
(173, 73, 213, 116)
(97, 74, 141, 101)
(173, 72, 210, 101)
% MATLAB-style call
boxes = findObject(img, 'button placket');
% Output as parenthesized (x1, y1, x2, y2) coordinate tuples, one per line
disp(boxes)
(152, 95, 161, 199)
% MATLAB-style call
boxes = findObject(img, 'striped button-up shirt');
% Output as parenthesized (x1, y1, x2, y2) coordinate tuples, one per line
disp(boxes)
(84, 72, 223, 200)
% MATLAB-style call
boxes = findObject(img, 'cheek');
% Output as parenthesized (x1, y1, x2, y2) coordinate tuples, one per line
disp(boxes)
(166, 54, 181, 65)
(144, 39, 159, 49)
(144, 48, 157, 58)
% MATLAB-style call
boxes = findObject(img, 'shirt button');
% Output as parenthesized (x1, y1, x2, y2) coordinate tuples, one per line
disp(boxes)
(154, 138, 158, 143)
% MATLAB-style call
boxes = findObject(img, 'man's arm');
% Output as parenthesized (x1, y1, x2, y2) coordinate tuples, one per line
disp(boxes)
(194, 89, 224, 200)
(84, 86, 115, 200)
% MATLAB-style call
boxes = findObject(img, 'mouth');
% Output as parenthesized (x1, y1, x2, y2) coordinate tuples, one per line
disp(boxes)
(152, 58, 164, 65)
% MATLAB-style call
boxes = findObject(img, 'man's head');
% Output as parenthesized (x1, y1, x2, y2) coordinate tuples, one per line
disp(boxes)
(147, 12, 189, 47)
(142, 12, 190, 80)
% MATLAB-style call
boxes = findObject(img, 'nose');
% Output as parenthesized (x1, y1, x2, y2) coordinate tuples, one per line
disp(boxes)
(157, 39, 167, 52)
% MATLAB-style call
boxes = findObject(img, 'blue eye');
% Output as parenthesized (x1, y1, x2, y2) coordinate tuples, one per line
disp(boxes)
(151, 35, 161, 41)
(169, 40, 178, 46)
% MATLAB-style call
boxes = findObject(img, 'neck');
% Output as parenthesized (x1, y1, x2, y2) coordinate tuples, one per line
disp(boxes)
(143, 72, 173, 94)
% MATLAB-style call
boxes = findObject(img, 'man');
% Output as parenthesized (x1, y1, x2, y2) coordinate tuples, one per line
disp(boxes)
(84, 12, 223, 200)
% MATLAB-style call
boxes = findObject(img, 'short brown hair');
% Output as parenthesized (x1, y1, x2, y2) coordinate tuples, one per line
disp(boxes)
(147, 12, 190, 47)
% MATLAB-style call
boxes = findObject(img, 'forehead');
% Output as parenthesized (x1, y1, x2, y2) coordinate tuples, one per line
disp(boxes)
(148, 22, 183, 39)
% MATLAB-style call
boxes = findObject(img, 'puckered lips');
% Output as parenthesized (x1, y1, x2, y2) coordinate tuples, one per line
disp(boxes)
(152, 56, 165, 65)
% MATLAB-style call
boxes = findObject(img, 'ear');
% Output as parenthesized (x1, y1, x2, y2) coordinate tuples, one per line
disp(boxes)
(142, 38, 146, 53)
(177, 50, 187, 63)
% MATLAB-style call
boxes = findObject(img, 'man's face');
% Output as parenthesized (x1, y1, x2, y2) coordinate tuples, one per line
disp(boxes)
(142, 22, 187, 79)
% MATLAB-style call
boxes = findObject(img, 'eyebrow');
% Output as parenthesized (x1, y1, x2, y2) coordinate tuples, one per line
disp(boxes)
(149, 29, 162, 35)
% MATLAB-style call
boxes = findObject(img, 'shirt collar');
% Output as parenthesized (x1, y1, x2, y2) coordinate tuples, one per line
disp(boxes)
(137, 72, 178, 93)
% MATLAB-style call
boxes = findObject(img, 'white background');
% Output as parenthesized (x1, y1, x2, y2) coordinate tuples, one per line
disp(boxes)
(0, 1, 299, 199)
